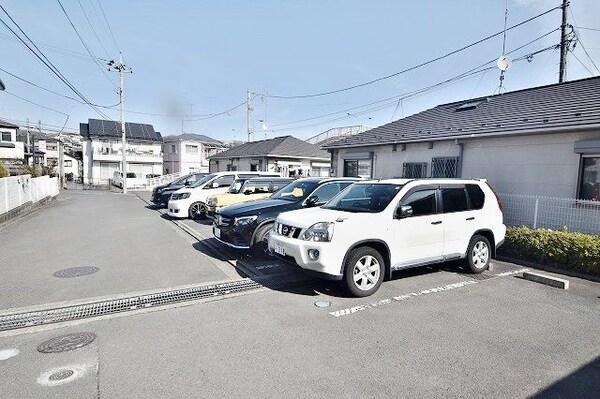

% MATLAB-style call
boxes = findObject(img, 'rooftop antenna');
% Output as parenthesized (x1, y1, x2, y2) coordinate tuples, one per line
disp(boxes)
(496, 0, 511, 94)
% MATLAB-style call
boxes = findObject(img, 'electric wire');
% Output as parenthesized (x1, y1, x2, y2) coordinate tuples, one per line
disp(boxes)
(569, 7, 600, 74)
(76, 0, 111, 59)
(570, 50, 595, 76)
(573, 26, 600, 33)
(96, 0, 121, 54)
(0, 32, 99, 63)
(4, 90, 70, 116)
(268, 5, 562, 99)
(56, 0, 117, 89)
(0, 5, 111, 120)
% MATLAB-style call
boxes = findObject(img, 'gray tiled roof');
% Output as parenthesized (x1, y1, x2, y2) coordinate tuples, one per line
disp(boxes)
(324, 76, 600, 149)
(208, 135, 329, 160)
(163, 133, 224, 145)
(0, 119, 19, 129)
(80, 119, 162, 141)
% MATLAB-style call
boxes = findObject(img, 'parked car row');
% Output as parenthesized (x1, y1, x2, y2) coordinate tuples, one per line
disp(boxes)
(159, 171, 506, 298)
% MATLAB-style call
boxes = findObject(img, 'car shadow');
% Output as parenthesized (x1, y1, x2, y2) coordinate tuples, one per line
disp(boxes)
(531, 355, 600, 398)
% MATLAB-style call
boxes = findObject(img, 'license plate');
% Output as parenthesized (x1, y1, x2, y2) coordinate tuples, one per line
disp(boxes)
(273, 242, 285, 256)
(214, 227, 221, 238)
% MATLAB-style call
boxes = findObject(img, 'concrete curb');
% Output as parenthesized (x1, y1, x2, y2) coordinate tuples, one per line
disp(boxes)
(522, 271, 570, 289)
(497, 255, 600, 283)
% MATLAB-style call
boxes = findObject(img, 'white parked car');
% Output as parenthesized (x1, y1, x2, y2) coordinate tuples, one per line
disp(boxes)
(268, 179, 506, 297)
(167, 171, 280, 219)
(111, 171, 146, 189)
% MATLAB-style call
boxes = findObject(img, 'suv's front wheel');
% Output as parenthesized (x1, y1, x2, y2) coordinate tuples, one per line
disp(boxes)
(343, 247, 384, 297)
(466, 235, 491, 273)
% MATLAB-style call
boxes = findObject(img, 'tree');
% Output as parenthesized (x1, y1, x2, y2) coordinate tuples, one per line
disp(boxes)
(0, 161, 8, 178)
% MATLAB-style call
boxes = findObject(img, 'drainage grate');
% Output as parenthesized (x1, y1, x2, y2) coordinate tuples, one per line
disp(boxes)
(37, 332, 97, 353)
(49, 370, 74, 381)
(0, 279, 264, 332)
(53, 267, 99, 278)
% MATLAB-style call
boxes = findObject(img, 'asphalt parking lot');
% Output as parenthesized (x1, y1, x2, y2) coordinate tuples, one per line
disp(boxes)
(1, 191, 598, 398)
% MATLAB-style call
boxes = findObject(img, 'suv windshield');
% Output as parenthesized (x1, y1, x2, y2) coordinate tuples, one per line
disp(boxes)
(190, 174, 216, 188)
(323, 183, 403, 213)
(271, 180, 320, 201)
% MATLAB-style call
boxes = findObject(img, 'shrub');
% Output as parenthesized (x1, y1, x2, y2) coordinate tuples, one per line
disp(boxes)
(499, 226, 600, 276)
(0, 161, 8, 178)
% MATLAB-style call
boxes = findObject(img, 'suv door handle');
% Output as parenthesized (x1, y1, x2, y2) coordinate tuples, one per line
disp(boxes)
(466, 217, 475, 221)
(431, 221, 442, 225)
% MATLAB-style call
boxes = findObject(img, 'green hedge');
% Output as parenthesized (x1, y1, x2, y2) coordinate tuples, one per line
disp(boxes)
(499, 226, 600, 276)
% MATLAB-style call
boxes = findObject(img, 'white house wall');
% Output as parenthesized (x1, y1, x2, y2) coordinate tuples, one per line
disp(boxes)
(332, 129, 600, 198)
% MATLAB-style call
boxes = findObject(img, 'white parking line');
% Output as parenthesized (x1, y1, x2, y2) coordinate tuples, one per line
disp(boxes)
(329, 280, 478, 318)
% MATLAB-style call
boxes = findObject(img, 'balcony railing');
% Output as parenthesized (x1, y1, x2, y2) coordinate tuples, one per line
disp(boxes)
(93, 148, 162, 159)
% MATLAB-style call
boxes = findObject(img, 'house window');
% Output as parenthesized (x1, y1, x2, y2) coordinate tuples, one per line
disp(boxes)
(64, 160, 72, 167)
(171, 144, 176, 153)
(343, 159, 372, 178)
(186, 145, 198, 154)
(402, 162, 427, 178)
(579, 156, 600, 201)
(1, 132, 11, 141)
(431, 157, 459, 178)
(47, 143, 57, 151)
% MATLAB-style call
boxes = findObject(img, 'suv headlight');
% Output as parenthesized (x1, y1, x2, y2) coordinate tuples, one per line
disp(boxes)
(272, 221, 280, 233)
(207, 196, 218, 206)
(233, 215, 258, 226)
(300, 222, 334, 242)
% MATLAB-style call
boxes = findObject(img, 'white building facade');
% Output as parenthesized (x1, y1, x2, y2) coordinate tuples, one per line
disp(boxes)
(162, 133, 226, 175)
(80, 119, 163, 184)
(0, 120, 24, 168)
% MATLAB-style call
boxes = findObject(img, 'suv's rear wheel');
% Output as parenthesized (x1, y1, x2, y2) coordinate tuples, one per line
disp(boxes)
(466, 235, 491, 273)
(189, 202, 207, 219)
(343, 247, 384, 297)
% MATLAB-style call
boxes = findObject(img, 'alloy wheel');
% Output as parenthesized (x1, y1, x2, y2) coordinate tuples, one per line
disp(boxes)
(352, 255, 381, 291)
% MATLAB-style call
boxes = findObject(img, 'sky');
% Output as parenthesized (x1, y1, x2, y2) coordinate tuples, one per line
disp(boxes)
(0, 0, 599, 142)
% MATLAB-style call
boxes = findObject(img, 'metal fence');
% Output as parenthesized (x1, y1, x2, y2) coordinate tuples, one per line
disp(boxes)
(499, 193, 600, 235)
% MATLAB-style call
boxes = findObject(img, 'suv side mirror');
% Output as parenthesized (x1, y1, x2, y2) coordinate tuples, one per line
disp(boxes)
(395, 205, 413, 219)
(305, 195, 319, 207)
(184, 180, 191, 186)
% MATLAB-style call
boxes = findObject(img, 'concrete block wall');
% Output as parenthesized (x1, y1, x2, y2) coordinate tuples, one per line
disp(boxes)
(0, 175, 59, 216)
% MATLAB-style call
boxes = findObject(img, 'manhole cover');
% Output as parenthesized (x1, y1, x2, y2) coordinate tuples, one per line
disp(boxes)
(37, 332, 97, 353)
(53, 267, 99, 278)
(49, 369, 74, 381)
(314, 301, 331, 308)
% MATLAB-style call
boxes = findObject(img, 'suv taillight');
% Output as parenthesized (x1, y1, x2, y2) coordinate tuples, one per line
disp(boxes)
(485, 182, 503, 211)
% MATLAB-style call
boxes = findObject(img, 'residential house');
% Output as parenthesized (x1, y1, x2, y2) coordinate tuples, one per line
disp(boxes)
(162, 133, 226, 175)
(80, 119, 163, 184)
(208, 135, 331, 177)
(0, 119, 24, 170)
(324, 77, 600, 202)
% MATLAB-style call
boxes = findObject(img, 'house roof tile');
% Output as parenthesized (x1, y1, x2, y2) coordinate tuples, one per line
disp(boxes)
(324, 76, 600, 149)
(208, 135, 329, 160)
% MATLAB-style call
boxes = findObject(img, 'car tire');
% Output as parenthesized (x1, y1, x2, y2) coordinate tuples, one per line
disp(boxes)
(188, 202, 207, 219)
(466, 235, 491, 273)
(251, 224, 273, 257)
(343, 247, 385, 297)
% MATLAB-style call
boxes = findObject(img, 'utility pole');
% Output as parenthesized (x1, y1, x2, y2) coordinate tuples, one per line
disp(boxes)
(26, 119, 31, 167)
(247, 89, 253, 142)
(559, 0, 569, 83)
(108, 54, 132, 193)
(58, 138, 64, 188)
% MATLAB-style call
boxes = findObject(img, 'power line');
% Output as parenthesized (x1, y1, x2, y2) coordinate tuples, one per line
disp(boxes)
(0, 65, 119, 107)
(76, 0, 111, 59)
(570, 50, 594, 76)
(573, 26, 600, 32)
(569, 7, 600, 74)
(0, 5, 111, 120)
(4, 90, 70, 116)
(0, 32, 99, 63)
(56, 0, 117, 89)
(183, 100, 248, 121)
(96, 0, 121, 54)
(268, 5, 562, 99)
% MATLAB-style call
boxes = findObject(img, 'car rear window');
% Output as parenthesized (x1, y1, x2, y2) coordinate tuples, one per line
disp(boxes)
(466, 184, 485, 209)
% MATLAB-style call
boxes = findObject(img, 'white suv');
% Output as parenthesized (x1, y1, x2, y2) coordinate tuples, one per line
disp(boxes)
(167, 171, 280, 219)
(268, 179, 506, 297)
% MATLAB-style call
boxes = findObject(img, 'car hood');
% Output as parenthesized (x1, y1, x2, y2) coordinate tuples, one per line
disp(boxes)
(277, 207, 348, 229)
(218, 198, 298, 216)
